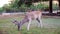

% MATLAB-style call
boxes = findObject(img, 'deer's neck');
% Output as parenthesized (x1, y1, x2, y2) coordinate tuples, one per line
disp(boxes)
(20, 17, 29, 25)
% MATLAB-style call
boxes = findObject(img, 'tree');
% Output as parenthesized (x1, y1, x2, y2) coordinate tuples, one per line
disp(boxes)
(9, 0, 19, 8)
(58, 0, 60, 9)
(2, 0, 20, 12)
(18, 0, 32, 7)
(49, 0, 53, 13)
(17, 0, 49, 7)
(0, 8, 4, 13)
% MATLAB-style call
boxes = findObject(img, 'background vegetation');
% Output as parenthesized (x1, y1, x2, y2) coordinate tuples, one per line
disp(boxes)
(0, 0, 59, 13)
(1, 4, 58, 12)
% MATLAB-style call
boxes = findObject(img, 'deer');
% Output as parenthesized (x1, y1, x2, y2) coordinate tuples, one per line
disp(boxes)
(12, 9, 43, 31)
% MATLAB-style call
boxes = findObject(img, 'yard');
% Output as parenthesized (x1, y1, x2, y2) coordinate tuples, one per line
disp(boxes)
(0, 15, 60, 34)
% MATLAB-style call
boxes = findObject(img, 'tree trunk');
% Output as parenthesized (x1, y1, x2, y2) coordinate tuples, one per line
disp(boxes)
(58, 0, 60, 9)
(49, 0, 52, 13)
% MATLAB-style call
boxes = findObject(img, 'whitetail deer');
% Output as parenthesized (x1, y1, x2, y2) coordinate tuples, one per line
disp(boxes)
(13, 9, 42, 31)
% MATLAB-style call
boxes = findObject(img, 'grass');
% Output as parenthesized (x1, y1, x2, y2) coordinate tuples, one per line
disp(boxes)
(0, 16, 60, 34)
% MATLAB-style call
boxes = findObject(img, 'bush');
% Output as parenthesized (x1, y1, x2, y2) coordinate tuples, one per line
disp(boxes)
(0, 8, 4, 13)
(30, 4, 59, 11)
(53, 4, 59, 10)
(29, 3, 49, 11)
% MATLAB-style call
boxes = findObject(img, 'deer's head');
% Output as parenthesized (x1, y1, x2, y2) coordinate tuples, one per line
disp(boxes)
(12, 20, 19, 25)
(12, 20, 22, 31)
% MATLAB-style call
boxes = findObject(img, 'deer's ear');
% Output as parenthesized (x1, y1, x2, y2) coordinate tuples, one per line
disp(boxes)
(12, 20, 18, 25)
(12, 20, 17, 23)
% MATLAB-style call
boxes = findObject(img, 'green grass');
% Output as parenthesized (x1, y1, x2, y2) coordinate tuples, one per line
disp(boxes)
(0, 17, 60, 34)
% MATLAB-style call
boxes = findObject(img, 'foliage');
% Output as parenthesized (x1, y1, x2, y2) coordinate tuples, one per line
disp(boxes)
(29, 3, 49, 11)
(30, 3, 59, 11)
(0, 7, 4, 13)
(19, 4, 28, 12)
(2, 0, 59, 12)
(42, 0, 49, 1)
(53, 4, 59, 10)
(17, 0, 49, 7)
(2, 0, 19, 13)
(9, 0, 19, 8)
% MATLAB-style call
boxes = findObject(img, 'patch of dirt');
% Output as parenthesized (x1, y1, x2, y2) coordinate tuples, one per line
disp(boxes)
(0, 30, 8, 34)
(0, 14, 60, 19)
(42, 15, 60, 18)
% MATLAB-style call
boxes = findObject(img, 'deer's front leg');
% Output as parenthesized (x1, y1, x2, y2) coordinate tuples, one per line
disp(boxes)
(39, 16, 43, 28)
(18, 24, 20, 31)
(36, 15, 42, 28)
(17, 22, 22, 31)
(27, 18, 31, 31)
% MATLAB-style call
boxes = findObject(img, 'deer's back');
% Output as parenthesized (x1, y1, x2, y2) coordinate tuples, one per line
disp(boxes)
(26, 11, 41, 19)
